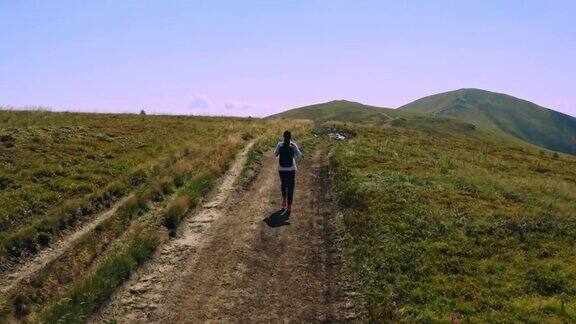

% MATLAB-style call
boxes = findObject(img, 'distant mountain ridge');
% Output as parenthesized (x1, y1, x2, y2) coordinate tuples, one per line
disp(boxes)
(398, 88, 576, 155)
(268, 89, 576, 155)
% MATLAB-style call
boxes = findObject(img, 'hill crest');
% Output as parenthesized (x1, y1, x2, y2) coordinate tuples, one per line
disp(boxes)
(398, 88, 576, 155)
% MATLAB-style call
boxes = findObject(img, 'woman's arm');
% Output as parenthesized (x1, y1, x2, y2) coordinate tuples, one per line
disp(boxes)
(292, 143, 303, 160)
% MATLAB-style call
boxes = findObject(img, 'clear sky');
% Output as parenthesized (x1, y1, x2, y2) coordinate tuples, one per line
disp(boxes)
(1, 0, 575, 117)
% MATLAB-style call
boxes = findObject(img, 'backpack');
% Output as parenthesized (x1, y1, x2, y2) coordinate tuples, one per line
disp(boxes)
(279, 143, 294, 167)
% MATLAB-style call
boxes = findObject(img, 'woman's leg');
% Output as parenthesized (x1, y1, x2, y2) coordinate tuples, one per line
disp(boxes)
(279, 171, 287, 199)
(286, 171, 296, 205)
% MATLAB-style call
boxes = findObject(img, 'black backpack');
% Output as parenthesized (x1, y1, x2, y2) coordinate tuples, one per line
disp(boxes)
(279, 143, 294, 167)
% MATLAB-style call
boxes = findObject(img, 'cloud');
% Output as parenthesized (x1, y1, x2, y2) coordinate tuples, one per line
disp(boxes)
(189, 94, 213, 109)
(224, 100, 253, 110)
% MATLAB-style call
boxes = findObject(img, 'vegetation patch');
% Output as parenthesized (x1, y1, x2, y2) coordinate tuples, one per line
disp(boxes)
(41, 226, 159, 323)
(0, 111, 314, 321)
(330, 120, 576, 322)
(239, 143, 263, 188)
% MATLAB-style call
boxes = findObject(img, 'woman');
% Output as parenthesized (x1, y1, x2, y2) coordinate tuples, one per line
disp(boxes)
(274, 130, 302, 212)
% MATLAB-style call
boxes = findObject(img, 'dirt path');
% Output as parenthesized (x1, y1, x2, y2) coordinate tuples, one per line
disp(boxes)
(0, 193, 134, 298)
(96, 146, 360, 323)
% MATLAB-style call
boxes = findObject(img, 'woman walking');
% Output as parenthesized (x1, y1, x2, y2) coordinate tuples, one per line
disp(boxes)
(274, 130, 302, 212)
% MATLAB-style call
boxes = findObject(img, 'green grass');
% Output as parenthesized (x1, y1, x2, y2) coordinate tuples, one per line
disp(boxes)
(399, 88, 576, 155)
(41, 226, 160, 323)
(0, 111, 259, 260)
(330, 118, 576, 322)
(163, 173, 217, 236)
(239, 143, 263, 188)
(0, 109, 313, 321)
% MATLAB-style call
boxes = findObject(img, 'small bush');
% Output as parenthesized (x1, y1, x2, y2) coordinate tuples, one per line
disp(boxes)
(1, 134, 15, 148)
(160, 178, 173, 194)
(128, 169, 147, 187)
(106, 181, 126, 197)
(526, 266, 568, 296)
(173, 173, 185, 187)
(148, 185, 164, 202)
(12, 294, 30, 319)
(127, 228, 160, 265)
(118, 194, 148, 217)
(37, 232, 51, 247)
(4, 227, 38, 257)
(0, 176, 14, 190)
(163, 195, 190, 235)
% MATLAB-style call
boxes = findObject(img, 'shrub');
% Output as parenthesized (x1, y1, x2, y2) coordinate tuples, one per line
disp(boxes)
(0, 176, 14, 190)
(173, 174, 184, 187)
(526, 266, 568, 296)
(160, 177, 173, 194)
(127, 228, 159, 265)
(1, 134, 15, 148)
(12, 294, 29, 319)
(148, 185, 164, 202)
(37, 232, 51, 247)
(118, 194, 148, 217)
(128, 169, 147, 187)
(163, 195, 190, 235)
(3, 227, 38, 257)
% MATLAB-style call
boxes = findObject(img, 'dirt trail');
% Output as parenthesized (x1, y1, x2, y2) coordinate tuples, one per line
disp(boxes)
(0, 193, 134, 298)
(96, 146, 360, 323)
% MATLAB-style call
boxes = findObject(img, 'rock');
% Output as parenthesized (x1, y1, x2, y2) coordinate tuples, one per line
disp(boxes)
(129, 282, 150, 293)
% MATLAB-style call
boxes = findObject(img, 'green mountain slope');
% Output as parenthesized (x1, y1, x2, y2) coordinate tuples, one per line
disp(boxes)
(268, 100, 398, 123)
(398, 88, 576, 155)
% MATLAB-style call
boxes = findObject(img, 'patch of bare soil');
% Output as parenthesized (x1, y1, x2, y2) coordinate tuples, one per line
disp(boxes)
(95, 146, 362, 323)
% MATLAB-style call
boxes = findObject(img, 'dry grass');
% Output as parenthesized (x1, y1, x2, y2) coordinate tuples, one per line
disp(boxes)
(0, 110, 313, 322)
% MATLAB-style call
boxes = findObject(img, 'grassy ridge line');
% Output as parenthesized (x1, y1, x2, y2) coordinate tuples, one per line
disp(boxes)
(398, 88, 576, 155)
(329, 120, 576, 322)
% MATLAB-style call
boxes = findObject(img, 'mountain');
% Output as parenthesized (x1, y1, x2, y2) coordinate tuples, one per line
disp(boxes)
(267, 100, 398, 123)
(398, 88, 576, 155)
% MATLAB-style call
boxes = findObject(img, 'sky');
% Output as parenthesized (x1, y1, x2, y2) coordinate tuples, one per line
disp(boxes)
(0, 0, 575, 117)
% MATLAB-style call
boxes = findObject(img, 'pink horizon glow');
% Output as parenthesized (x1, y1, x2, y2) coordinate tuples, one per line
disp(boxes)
(1, 1, 575, 118)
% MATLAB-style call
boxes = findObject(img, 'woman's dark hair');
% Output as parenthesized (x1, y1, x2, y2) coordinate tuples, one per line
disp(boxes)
(283, 130, 291, 146)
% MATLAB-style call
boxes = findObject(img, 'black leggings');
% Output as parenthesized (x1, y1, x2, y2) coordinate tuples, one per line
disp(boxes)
(279, 170, 296, 205)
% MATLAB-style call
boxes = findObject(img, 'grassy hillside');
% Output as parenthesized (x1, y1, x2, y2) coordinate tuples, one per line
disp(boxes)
(330, 118, 576, 322)
(0, 110, 312, 321)
(0, 111, 256, 260)
(399, 88, 576, 155)
(268, 100, 399, 123)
